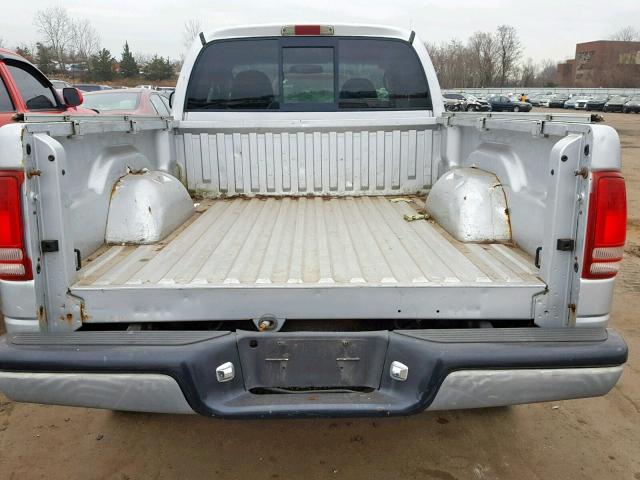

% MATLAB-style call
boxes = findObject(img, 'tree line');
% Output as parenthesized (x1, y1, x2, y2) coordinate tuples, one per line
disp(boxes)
(426, 25, 558, 89)
(5, 10, 640, 88)
(10, 7, 180, 82)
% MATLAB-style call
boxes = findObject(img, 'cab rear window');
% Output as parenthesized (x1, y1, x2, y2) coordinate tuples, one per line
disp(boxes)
(185, 37, 431, 111)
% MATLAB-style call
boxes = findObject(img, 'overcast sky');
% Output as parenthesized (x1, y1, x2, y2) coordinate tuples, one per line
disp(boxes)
(1, 0, 639, 63)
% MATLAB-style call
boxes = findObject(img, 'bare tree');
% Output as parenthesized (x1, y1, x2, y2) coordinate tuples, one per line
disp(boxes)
(183, 18, 203, 52)
(496, 25, 522, 87)
(519, 58, 536, 87)
(134, 52, 152, 66)
(70, 18, 100, 65)
(426, 26, 560, 89)
(468, 32, 498, 87)
(535, 59, 558, 87)
(610, 26, 640, 42)
(34, 6, 73, 71)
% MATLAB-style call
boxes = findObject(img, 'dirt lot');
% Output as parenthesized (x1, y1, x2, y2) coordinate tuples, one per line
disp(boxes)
(1, 109, 639, 480)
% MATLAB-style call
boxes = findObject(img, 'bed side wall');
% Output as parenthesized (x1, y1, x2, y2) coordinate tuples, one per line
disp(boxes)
(438, 125, 581, 257)
(36, 128, 175, 260)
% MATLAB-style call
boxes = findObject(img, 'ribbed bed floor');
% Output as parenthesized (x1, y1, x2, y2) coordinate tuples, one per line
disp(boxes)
(75, 196, 542, 289)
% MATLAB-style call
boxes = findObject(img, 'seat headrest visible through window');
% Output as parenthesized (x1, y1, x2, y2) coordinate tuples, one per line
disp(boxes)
(229, 70, 275, 109)
(339, 78, 377, 99)
(191, 71, 232, 108)
(339, 77, 377, 108)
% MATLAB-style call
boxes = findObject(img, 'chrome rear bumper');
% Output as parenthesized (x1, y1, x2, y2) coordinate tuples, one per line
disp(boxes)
(0, 328, 627, 417)
(0, 366, 623, 414)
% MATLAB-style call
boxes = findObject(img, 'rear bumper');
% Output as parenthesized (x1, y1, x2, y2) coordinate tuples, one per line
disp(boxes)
(0, 328, 627, 417)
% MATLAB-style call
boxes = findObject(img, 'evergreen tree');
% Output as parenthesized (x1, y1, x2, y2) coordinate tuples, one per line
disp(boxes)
(145, 55, 174, 80)
(120, 41, 138, 78)
(91, 48, 115, 81)
(35, 43, 55, 74)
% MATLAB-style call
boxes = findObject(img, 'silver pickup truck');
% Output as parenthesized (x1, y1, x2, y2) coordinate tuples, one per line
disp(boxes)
(0, 24, 628, 417)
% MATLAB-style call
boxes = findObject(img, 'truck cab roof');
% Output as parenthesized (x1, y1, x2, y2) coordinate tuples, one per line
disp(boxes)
(201, 23, 414, 42)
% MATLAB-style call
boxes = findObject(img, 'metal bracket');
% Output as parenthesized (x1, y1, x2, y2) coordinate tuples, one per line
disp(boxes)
(70, 119, 83, 137)
(531, 120, 545, 137)
(128, 118, 139, 134)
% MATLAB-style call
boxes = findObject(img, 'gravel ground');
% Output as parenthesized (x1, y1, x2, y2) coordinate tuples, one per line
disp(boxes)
(0, 108, 638, 480)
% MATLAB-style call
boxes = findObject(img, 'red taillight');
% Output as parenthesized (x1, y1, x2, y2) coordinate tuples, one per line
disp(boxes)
(294, 25, 321, 35)
(281, 25, 334, 36)
(582, 171, 626, 279)
(0, 171, 32, 281)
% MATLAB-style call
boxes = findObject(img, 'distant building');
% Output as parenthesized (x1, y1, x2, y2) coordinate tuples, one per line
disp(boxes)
(556, 41, 640, 87)
(556, 59, 576, 87)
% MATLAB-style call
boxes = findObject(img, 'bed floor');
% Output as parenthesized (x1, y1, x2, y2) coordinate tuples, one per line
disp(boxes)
(75, 196, 543, 289)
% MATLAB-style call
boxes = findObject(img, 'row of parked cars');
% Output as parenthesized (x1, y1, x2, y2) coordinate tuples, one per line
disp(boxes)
(442, 93, 532, 113)
(444, 91, 640, 114)
(524, 93, 640, 113)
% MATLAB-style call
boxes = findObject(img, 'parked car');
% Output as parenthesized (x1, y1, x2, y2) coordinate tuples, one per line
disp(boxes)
(74, 83, 113, 92)
(156, 86, 176, 97)
(604, 96, 630, 113)
(461, 93, 491, 111)
(50, 79, 72, 90)
(548, 94, 570, 108)
(527, 95, 543, 106)
(0, 48, 89, 128)
(136, 84, 154, 90)
(442, 94, 464, 111)
(574, 97, 592, 110)
(564, 96, 591, 110)
(67, 63, 88, 74)
(487, 95, 532, 112)
(443, 92, 490, 112)
(586, 95, 610, 111)
(538, 95, 552, 107)
(0, 24, 628, 418)
(81, 88, 172, 116)
(623, 97, 640, 113)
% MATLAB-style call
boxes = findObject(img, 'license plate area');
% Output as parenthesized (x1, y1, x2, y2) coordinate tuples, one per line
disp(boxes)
(236, 331, 388, 390)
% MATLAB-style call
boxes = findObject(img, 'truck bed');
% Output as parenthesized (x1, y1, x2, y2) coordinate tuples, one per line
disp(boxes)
(72, 196, 545, 323)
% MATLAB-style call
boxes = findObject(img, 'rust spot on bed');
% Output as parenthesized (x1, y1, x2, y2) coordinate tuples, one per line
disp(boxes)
(80, 303, 91, 323)
(37, 305, 47, 326)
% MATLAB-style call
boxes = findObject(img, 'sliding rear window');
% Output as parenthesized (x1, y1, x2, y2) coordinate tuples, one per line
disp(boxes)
(185, 37, 431, 111)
